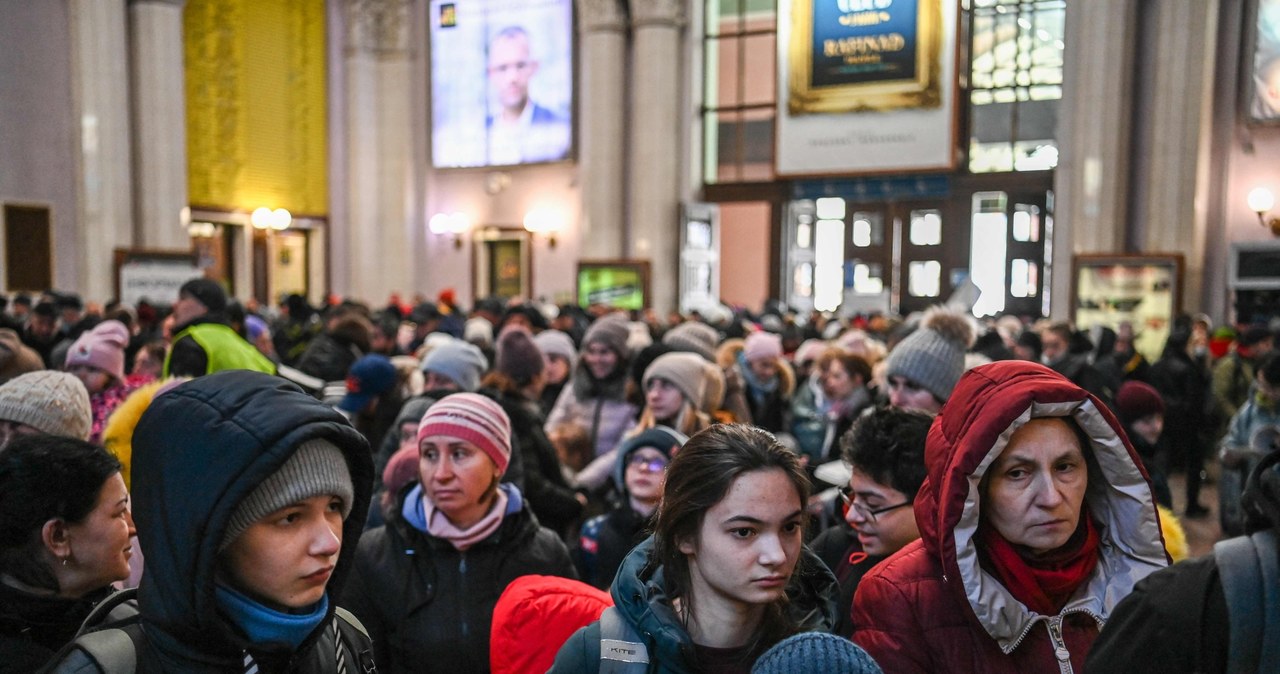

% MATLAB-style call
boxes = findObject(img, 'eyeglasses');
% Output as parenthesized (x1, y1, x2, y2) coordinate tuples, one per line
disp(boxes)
(839, 487, 911, 523)
(627, 454, 669, 473)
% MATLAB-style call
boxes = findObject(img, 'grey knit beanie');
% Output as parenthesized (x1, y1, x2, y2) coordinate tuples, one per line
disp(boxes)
(0, 370, 92, 440)
(752, 632, 883, 674)
(421, 338, 489, 392)
(582, 314, 631, 360)
(883, 305, 975, 403)
(662, 322, 719, 362)
(534, 329, 578, 369)
(220, 438, 354, 549)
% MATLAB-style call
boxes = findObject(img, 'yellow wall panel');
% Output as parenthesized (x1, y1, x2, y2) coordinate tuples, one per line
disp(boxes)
(185, 0, 327, 216)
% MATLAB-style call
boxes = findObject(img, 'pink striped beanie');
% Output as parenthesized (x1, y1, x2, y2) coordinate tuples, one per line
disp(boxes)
(416, 393, 512, 474)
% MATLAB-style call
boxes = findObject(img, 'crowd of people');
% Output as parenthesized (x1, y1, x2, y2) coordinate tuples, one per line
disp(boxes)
(0, 280, 1277, 673)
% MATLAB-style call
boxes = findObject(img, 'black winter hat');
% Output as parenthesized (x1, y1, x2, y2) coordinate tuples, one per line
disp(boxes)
(179, 278, 228, 315)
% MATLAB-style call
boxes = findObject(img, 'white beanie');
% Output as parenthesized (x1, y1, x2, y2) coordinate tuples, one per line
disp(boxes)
(0, 370, 92, 440)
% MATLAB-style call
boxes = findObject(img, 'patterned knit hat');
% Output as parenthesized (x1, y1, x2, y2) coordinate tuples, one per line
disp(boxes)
(220, 438, 354, 549)
(65, 319, 130, 383)
(883, 306, 975, 403)
(662, 321, 720, 362)
(0, 370, 92, 440)
(416, 392, 512, 474)
(582, 314, 631, 360)
(421, 338, 489, 392)
(643, 352, 709, 409)
(751, 632, 883, 674)
(496, 326, 545, 385)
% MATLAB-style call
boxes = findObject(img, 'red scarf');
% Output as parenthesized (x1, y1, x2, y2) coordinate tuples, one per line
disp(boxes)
(978, 514, 1100, 616)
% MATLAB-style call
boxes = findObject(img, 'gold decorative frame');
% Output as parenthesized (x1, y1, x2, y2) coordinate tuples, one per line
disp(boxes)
(787, 0, 943, 115)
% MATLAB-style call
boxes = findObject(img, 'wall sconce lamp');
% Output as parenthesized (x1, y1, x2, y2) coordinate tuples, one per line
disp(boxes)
(523, 208, 563, 248)
(429, 212, 471, 249)
(251, 207, 292, 231)
(1247, 187, 1280, 236)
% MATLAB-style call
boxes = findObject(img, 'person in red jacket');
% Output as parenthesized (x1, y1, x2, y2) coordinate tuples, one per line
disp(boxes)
(852, 360, 1169, 673)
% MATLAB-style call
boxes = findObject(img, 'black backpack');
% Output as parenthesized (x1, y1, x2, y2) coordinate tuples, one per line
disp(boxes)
(1215, 449, 1280, 673)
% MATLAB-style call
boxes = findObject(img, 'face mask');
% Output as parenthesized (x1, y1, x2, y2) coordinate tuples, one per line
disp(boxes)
(1040, 353, 1054, 366)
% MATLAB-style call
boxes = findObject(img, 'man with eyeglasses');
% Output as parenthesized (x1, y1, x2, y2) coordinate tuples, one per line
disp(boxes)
(811, 407, 931, 637)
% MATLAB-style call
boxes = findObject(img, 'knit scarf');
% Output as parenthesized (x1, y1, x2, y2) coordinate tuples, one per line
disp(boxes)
(737, 352, 779, 407)
(978, 513, 1100, 616)
(214, 583, 327, 651)
(403, 483, 522, 551)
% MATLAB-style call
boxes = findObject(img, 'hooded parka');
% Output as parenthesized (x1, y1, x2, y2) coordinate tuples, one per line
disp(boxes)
(549, 536, 838, 673)
(852, 361, 1168, 673)
(47, 370, 375, 673)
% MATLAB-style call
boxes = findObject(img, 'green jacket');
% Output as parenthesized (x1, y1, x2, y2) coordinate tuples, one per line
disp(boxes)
(163, 322, 275, 378)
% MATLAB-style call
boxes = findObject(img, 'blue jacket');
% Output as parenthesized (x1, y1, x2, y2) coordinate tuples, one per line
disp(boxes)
(550, 537, 838, 673)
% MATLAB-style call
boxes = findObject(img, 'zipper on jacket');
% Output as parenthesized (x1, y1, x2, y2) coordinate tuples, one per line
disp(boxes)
(459, 552, 469, 638)
(1046, 616, 1073, 674)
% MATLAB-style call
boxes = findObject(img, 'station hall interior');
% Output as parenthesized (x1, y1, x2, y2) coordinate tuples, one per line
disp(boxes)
(2, 0, 1280, 333)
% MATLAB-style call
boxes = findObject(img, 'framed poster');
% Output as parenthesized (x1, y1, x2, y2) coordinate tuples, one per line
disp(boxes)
(775, 0, 958, 176)
(577, 260, 651, 311)
(1250, 0, 1280, 123)
(113, 249, 202, 308)
(1071, 254, 1183, 363)
(429, 0, 574, 168)
(787, 0, 944, 115)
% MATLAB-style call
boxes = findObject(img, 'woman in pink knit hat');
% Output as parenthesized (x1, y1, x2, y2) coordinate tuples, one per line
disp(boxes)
(343, 392, 576, 674)
(64, 320, 144, 444)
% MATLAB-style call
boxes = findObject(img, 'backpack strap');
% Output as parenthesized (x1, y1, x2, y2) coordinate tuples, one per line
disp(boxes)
(1215, 529, 1280, 673)
(598, 606, 649, 674)
(69, 623, 145, 673)
(75, 588, 139, 638)
(334, 607, 378, 674)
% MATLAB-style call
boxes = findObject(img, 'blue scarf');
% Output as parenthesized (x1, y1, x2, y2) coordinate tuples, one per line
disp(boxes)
(215, 583, 328, 651)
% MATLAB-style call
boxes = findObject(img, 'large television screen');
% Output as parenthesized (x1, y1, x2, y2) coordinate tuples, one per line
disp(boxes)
(429, 0, 574, 168)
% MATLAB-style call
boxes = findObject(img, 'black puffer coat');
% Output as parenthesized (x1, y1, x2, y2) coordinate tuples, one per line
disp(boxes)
(342, 484, 577, 674)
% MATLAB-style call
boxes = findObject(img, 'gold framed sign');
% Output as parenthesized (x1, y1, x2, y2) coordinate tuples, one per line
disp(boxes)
(787, 0, 944, 115)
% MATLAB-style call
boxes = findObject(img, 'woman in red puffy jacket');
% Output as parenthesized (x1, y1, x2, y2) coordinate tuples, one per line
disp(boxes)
(852, 360, 1169, 673)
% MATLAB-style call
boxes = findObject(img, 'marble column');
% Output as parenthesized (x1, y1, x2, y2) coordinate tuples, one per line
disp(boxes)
(1051, 0, 1137, 320)
(1133, 0, 1219, 312)
(335, 0, 415, 303)
(575, 0, 628, 260)
(128, 0, 188, 249)
(71, 0, 134, 298)
(627, 0, 684, 314)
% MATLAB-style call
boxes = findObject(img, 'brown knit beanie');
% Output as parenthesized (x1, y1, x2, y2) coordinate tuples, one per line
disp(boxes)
(643, 352, 709, 408)
(662, 322, 720, 362)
